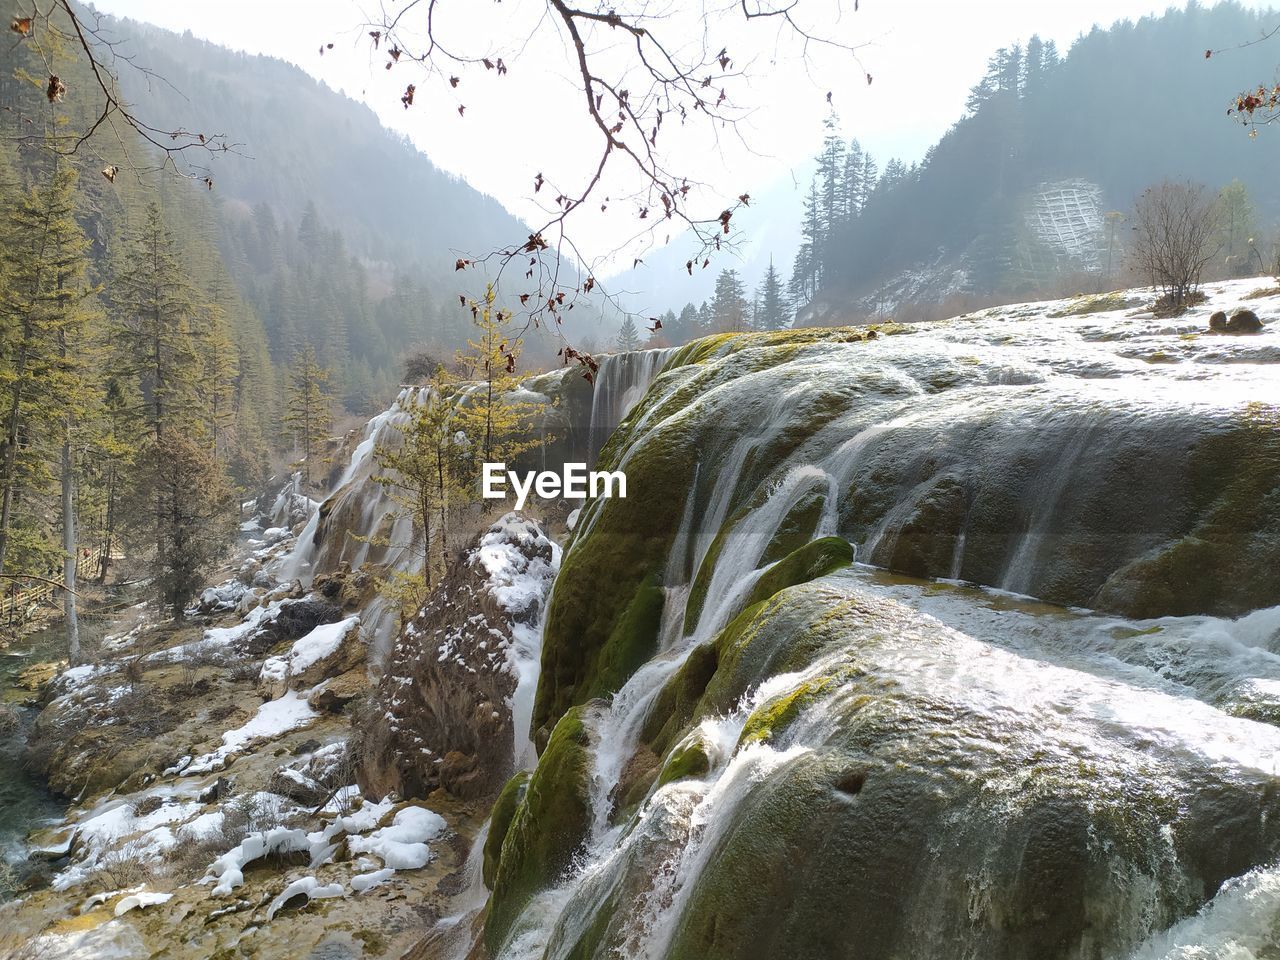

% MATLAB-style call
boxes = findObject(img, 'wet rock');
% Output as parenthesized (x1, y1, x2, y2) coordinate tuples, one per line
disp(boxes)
(1226, 308, 1264, 334)
(486, 706, 593, 952)
(1209, 310, 1228, 331)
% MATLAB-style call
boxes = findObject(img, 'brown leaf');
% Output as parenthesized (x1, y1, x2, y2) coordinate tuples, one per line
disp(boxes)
(1205, 49, 1213, 59)
(458, 104, 466, 116)
(686, 260, 693, 275)
(519, 293, 531, 305)
(369, 30, 381, 48)
(738, 193, 750, 205)
(10, 17, 33, 36)
(101, 165, 118, 183)
(450, 76, 460, 88)
(534, 172, 544, 192)
(46, 75, 65, 103)
(455, 258, 469, 271)
(401, 84, 416, 108)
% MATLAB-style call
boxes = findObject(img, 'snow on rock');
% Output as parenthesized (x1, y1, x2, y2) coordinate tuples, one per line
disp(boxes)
(266, 876, 346, 920)
(350, 868, 395, 893)
(198, 581, 248, 614)
(113, 890, 172, 916)
(346, 805, 446, 870)
(54, 793, 204, 890)
(260, 615, 361, 690)
(476, 514, 561, 623)
(185, 690, 319, 775)
(206, 827, 312, 896)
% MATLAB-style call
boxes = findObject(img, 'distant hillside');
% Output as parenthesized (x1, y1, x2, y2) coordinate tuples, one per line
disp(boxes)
(807, 1, 1280, 317)
(104, 17, 526, 273)
(83, 8, 603, 406)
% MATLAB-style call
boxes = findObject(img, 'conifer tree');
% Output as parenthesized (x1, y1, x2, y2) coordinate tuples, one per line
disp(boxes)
(123, 433, 234, 619)
(755, 260, 789, 331)
(616, 315, 641, 351)
(284, 345, 333, 488)
(0, 160, 99, 660)
(112, 203, 204, 440)
(0, 162, 94, 582)
(711, 269, 749, 332)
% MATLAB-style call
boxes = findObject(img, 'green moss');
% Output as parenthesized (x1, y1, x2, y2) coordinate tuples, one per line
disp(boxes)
(738, 676, 837, 746)
(487, 707, 594, 953)
(1046, 291, 1137, 318)
(586, 573, 665, 701)
(657, 732, 713, 786)
(761, 491, 827, 565)
(741, 537, 853, 611)
(1097, 408, 1280, 617)
(483, 770, 530, 889)
(534, 420, 698, 736)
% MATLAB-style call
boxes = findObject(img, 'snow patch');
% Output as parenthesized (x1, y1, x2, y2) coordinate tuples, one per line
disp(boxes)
(347, 805, 445, 870)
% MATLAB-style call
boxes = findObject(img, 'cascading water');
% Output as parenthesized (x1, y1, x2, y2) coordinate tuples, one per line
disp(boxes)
(477, 280, 1280, 960)
(587, 347, 679, 459)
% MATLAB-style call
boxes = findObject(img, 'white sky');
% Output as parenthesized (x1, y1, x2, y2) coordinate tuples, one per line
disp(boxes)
(87, 0, 1273, 260)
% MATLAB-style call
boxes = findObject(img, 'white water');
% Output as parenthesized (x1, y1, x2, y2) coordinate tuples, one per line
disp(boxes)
(487, 280, 1280, 959)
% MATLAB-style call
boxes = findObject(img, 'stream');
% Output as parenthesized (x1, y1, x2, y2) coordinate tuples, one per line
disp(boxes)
(1, 625, 69, 896)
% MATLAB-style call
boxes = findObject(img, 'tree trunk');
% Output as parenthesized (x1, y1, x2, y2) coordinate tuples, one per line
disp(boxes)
(62, 430, 80, 665)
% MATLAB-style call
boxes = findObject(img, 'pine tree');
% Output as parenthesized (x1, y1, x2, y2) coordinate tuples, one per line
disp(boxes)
(198, 297, 240, 468)
(112, 203, 204, 440)
(616, 315, 641, 351)
(817, 124, 847, 240)
(284, 345, 333, 489)
(755, 260, 789, 331)
(0, 162, 94, 583)
(711, 269, 749, 332)
(123, 433, 234, 619)
(0, 160, 99, 660)
(842, 139, 865, 221)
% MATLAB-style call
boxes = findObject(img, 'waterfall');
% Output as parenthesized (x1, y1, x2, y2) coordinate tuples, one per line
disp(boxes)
(485, 280, 1280, 960)
(587, 347, 679, 460)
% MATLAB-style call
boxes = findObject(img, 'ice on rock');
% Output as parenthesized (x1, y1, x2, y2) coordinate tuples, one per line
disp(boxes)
(346, 805, 446, 870)
(265, 876, 345, 920)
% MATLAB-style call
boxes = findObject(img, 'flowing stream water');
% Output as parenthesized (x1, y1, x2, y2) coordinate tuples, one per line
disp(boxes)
(1, 625, 68, 896)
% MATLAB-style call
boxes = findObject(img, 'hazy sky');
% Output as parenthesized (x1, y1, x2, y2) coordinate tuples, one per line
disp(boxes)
(87, 0, 1274, 256)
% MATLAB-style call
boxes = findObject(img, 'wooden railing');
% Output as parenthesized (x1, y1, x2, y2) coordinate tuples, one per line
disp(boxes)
(1, 547, 103, 626)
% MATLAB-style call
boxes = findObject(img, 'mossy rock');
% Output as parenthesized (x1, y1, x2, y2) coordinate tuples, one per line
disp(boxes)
(657, 731, 713, 786)
(738, 537, 853, 612)
(738, 676, 838, 747)
(1096, 410, 1280, 617)
(483, 770, 530, 889)
(486, 706, 594, 952)
(584, 573, 665, 701)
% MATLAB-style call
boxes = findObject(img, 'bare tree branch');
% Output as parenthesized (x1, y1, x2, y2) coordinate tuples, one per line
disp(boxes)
(5, 2, 241, 183)
(361, 0, 866, 378)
